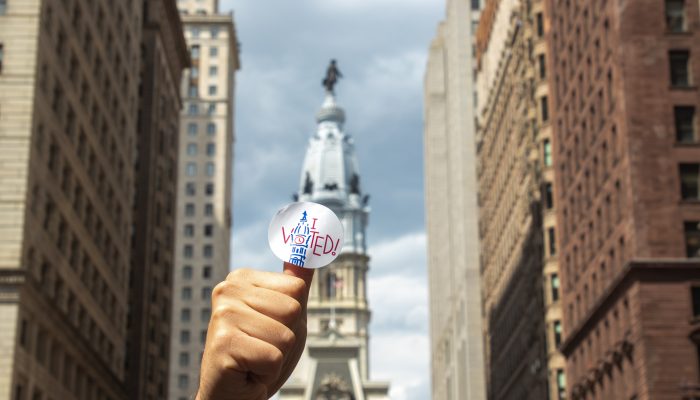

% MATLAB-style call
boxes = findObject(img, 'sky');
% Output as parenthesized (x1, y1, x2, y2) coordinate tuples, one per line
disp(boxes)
(220, 1, 445, 398)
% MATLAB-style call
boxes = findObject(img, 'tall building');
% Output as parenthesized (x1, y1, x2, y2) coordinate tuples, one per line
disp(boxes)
(127, 1, 189, 399)
(279, 83, 390, 399)
(423, 0, 487, 399)
(169, 0, 240, 398)
(0, 0, 186, 399)
(473, 0, 561, 397)
(545, 0, 700, 398)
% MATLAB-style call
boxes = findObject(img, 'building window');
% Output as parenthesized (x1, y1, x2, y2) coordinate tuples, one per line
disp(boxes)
(211, 27, 220, 38)
(541, 96, 549, 122)
(204, 224, 213, 237)
(202, 287, 212, 300)
(183, 266, 193, 280)
(190, 67, 199, 79)
(206, 162, 215, 177)
(556, 369, 566, 400)
(203, 245, 213, 258)
(544, 182, 554, 209)
(183, 245, 193, 259)
(210, 46, 218, 57)
(178, 374, 189, 389)
(184, 224, 195, 237)
(548, 227, 557, 256)
(538, 54, 546, 79)
(0, 0, 6, 15)
(185, 183, 196, 196)
(670, 50, 691, 87)
(191, 27, 200, 38)
(180, 308, 191, 322)
(551, 274, 560, 302)
(666, 0, 686, 33)
(200, 330, 208, 344)
(209, 66, 218, 76)
(206, 122, 216, 135)
(686, 221, 700, 257)
(186, 143, 198, 156)
(543, 139, 552, 167)
(191, 45, 200, 59)
(203, 266, 212, 279)
(0, 43, 4, 73)
(205, 183, 214, 196)
(680, 164, 700, 200)
(205, 203, 214, 216)
(554, 320, 562, 348)
(201, 308, 211, 322)
(188, 85, 198, 98)
(187, 123, 197, 136)
(471, 0, 480, 10)
(179, 352, 190, 367)
(207, 102, 216, 115)
(186, 163, 197, 177)
(182, 287, 192, 300)
(208, 85, 217, 95)
(691, 287, 700, 317)
(206, 143, 216, 156)
(188, 103, 198, 115)
(536, 13, 544, 37)
(185, 203, 195, 216)
(675, 106, 696, 142)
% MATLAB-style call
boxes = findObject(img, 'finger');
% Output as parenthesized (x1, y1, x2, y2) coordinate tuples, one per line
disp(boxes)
(230, 333, 285, 386)
(283, 262, 314, 301)
(236, 305, 297, 354)
(241, 286, 302, 328)
(227, 268, 306, 300)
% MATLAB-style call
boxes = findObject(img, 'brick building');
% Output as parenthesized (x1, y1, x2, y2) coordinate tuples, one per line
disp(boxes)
(546, 0, 700, 398)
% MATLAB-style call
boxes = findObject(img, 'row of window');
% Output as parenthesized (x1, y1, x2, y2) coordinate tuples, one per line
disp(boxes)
(185, 182, 215, 196)
(183, 244, 215, 259)
(179, 328, 208, 346)
(185, 162, 216, 177)
(181, 286, 212, 301)
(190, 44, 218, 59)
(186, 142, 216, 156)
(187, 121, 218, 136)
(189, 65, 219, 78)
(183, 265, 213, 280)
(187, 102, 217, 116)
(184, 224, 215, 237)
(189, 26, 221, 39)
(185, 202, 214, 217)
(180, 307, 211, 323)
(188, 84, 220, 98)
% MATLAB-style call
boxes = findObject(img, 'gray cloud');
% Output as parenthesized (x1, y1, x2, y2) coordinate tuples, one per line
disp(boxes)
(221, 0, 442, 397)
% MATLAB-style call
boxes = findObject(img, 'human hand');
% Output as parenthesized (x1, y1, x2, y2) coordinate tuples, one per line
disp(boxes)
(196, 262, 314, 400)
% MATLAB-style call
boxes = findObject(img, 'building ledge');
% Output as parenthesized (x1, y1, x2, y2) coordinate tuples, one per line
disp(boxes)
(560, 259, 700, 355)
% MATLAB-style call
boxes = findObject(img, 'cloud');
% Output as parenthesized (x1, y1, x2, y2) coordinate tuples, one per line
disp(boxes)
(371, 332, 431, 400)
(369, 232, 427, 277)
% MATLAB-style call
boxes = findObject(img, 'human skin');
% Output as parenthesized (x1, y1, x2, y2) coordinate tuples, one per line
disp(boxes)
(195, 262, 314, 400)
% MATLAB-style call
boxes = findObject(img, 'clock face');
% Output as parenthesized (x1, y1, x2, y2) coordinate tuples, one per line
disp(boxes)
(294, 235, 306, 245)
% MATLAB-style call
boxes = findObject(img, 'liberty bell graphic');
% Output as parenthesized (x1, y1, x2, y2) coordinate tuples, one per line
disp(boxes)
(289, 211, 312, 266)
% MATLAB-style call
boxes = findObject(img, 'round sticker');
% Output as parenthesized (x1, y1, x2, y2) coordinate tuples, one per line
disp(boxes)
(268, 202, 344, 269)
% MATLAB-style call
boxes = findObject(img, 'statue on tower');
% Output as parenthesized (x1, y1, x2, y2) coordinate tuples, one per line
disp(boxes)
(322, 59, 343, 94)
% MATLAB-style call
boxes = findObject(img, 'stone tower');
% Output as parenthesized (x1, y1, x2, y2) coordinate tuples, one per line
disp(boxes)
(279, 87, 390, 400)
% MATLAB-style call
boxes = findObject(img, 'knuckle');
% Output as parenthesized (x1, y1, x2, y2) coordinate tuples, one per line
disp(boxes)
(279, 327, 297, 350)
(265, 347, 284, 370)
(226, 268, 251, 282)
(287, 276, 307, 298)
(283, 298, 303, 320)
(212, 281, 228, 299)
(210, 303, 237, 324)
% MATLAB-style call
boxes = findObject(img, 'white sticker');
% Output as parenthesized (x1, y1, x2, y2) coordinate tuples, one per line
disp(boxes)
(268, 202, 344, 269)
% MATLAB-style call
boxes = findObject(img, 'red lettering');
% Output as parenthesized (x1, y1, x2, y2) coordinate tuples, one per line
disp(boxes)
(311, 218, 318, 229)
(313, 234, 324, 256)
(282, 227, 292, 244)
(323, 235, 335, 254)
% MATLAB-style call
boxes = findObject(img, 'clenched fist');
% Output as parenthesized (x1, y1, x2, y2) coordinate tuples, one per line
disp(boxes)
(196, 263, 314, 400)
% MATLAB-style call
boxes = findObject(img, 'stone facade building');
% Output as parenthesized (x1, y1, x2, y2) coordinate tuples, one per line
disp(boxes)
(474, 0, 564, 398)
(127, 1, 189, 399)
(423, 1, 487, 399)
(279, 85, 390, 400)
(168, 1, 240, 398)
(0, 0, 187, 399)
(545, 0, 700, 398)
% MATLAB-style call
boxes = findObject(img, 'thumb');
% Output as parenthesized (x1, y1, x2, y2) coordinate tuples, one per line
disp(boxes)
(283, 262, 314, 302)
